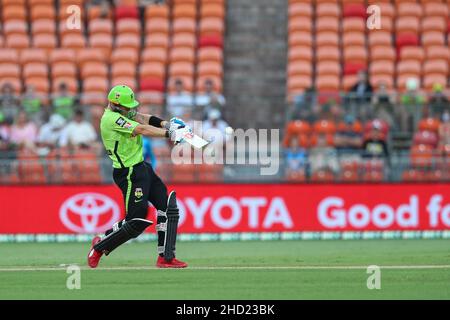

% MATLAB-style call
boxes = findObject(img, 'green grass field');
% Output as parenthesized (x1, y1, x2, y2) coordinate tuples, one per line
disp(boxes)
(0, 239, 449, 299)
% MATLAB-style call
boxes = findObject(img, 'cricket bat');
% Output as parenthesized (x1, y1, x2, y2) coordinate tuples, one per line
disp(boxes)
(181, 131, 210, 149)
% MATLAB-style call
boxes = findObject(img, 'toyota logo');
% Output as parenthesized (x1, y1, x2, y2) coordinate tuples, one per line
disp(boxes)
(60, 193, 120, 233)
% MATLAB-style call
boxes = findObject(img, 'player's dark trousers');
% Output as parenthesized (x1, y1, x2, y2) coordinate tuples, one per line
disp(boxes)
(112, 162, 168, 221)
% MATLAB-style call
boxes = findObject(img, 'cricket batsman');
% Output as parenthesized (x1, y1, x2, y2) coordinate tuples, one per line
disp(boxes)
(87, 85, 190, 268)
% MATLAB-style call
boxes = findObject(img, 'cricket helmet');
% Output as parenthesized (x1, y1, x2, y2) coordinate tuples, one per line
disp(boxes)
(107, 85, 139, 108)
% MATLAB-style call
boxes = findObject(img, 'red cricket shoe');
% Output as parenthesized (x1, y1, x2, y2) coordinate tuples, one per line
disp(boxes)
(87, 236, 103, 268)
(156, 256, 188, 268)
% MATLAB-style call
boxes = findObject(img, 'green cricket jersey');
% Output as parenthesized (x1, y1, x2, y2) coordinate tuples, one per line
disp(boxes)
(100, 108, 143, 168)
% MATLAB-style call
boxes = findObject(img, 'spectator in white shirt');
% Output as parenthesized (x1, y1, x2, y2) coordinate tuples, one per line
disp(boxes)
(196, 78, 226, 108)
(60, 109, 98, 150)
(37, 114, 67, 150)
(167, 78, 194, 118)
(202, 109, 231, 147)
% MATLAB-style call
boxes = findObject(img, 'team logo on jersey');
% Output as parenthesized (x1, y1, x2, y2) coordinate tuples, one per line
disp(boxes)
(135, 188, 143, 199)
(116, 117, 126, 127)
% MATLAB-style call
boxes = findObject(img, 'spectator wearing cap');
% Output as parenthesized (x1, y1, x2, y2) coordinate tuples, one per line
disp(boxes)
(362, 122, 389, 160)
(202, 109, 231, 148)
(167, 78, 194, 118)
(0, 112, 12, 151)
(0, 82, 20, 123)
(195, 79, 226, 116)
(37, 114, 67, 150)
(52, 82, 76, 120)
(284, 135, 307, 175)
(22, 85, 44, 125)
(309, 133, 339, 174)
(9, 111, 38, 150)
(349, 70, 373, 105)
(60, 109, 99, 151)
(372, 82, 395, 130)
(400, 77, 426, 131)
(429, 83, 449, 118)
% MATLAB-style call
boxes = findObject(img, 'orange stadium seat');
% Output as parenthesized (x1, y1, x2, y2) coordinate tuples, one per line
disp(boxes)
(145, 4, 169, 20)
(32, 19, 56, 36)
(421, 17, 446, 33)
(30, 5, 56, 21)
(400, 46, 424, 63)
(87, 4, 112, 21)
(289, 18, 312, 33)
(370, 46, 395, 62)
(368, 31, 392, 48)
(397, 3, 422, 19)
(343, 32, 365, 47)
(111, 48, 139, 65)
(145, 33, 170, 49)
(423, 60, 448, 76)
(375, 3, 395, 20)
(422, 31, 445, 47)
(2, 6, 26, 22)
(316, 31, 339, 47)
(200, 18, 225, 36)
(61, 34, 86, 51)
(116, 34, 140, 51)
(170, 47, 195, 63)
(424, 2, 448, 19)
(0, 49, 19, 64)
(370, 60, 394, 77)
(23, 63, 48, 79)
(89, 19, 113, 36)
(172, 33, 196, 48)
(145, 18, 169, 34)
(173, 4, 196, 19)
(50, 49, 76, 64)
(317, 46, 340, 62)
(316, 61, 340, 77)
(20, 48, 47, 65)
(198, 47, 223, 63)
(52, 62, 76, 78)
(141, 47, 168, 65)
(111, 61, 136, 78)
(426, 45, 449, 61)
(77, 48, 105, 67)
(169, 62, 194, 78)
(3, 20, 27, 37)
(288, 60, 312, 78)
(289, 32, 312, 47)
(0, 64, 20, 78)
(174, 18, 197, 34)
(6, 34, 30, 51)
(288, 46, 312, 62)
(83, 77, 109, 94)
(316, 3, 339, 17)
(201, 3, 225, 19)
(423, 74, 447, 91)
(139, 62, 165, 79)
(315, 75, 340, 91)
(316, 17, 339, 33)
(32, 34, 56, 53)
(111, 76, 137, 90)
(343, 46, 367, 65)
(117, 18, 141, 34)
(342, 18, 365, 33)
(81, 62, 108, 79)
(288, 3, 312, 19)
(396, 17, 420, 34)
(198, 61, 223, 78)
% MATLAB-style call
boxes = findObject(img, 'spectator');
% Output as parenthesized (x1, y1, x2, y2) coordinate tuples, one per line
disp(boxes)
(439, 109, 450, 146)
(196, 78, 226, 113)
(362, 122, 389, 159)
(429, 83, 449, 118)
(335, 114, 363, 159)
(37, 114, 67, 150)
(202, 109, 231, 147)
(349, 70, 373, 105)
(309, 134, 339, 174)
(400, 77, 426, 131)
(9, 111, 38, 150)
(0, 112, 12, 151)
(0, 82, 20, 122)
(52, 82, 76, 120)
(167, 78, 194, 118)
(22, 85, 44, 125)
(372, 82, 395, 129)
(60, 109, 98, 150)
(284, 135, 307, 174)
